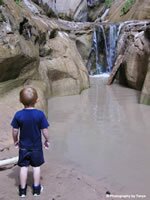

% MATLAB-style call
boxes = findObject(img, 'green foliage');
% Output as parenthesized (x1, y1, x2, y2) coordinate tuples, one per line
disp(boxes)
(120, 0, 136, 16)
(15, 0, 21, 4)
(0, 0, 4, 5)
(105, 0, 113, 8)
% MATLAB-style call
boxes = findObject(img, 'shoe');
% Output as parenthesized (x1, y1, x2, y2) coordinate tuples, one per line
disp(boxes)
(33, 185, 43, 196)
(19, 185, 27, 198)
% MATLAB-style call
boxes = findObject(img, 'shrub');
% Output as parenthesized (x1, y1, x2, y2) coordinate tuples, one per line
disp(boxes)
(15, 0, 21, 4)
(120, 0, 136, 16)
(0, 0, 4, 5)
(105, 0, 113, 7)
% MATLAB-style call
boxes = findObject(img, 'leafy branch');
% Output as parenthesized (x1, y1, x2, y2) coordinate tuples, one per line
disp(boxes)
(120, 0, 136, 16)
(105, 0, 114, 8)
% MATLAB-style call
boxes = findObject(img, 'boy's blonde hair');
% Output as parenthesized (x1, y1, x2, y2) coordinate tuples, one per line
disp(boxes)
(20, 87, 38, 107)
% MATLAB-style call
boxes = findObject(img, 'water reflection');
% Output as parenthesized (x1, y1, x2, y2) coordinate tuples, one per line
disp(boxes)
(48, 77, 150, 197)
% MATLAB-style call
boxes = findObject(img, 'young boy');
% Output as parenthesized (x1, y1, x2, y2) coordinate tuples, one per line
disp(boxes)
(11, 87, 49, 198)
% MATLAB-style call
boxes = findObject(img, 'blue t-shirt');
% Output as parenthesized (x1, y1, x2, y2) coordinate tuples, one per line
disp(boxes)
(11, 109, 49, 150)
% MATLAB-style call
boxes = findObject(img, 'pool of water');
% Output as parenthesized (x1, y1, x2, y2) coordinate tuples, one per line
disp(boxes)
(48, 77, 150, 197)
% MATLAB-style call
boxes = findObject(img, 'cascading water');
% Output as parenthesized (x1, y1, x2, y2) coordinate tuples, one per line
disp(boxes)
(93, 30, 101, 74)
(87, 23, 119, 75)
(86, 25, 107, 75)
(106, 24, 118, 72)
(93, 27, 106, 74)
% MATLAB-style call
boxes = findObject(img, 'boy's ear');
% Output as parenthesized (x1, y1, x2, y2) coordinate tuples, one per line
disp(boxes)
(36, 98, 40, 103)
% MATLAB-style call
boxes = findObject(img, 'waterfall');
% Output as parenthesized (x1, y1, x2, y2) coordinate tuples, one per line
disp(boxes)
(93, 28, 104, 74)
(87, 25, 106, 75)
(106, 24, 118, 72)
(87, 23, 119, 75)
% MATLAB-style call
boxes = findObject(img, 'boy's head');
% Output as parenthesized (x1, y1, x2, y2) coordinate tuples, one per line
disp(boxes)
(20, 87, 38, 107)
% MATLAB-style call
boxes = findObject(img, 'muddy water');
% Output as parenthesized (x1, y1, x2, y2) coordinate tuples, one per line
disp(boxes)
(48, 77, 150, 197)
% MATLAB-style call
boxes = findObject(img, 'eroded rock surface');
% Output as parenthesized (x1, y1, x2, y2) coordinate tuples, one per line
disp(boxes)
(113, 22, 150, 105)
(39, 31, 89, 96)
(33, 0, 88, 21)
(107, 0, 150, 22)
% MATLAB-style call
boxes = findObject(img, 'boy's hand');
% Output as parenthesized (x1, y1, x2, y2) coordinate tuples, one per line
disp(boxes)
(14, 141, 19, 148)
(44, 140, 50, 149)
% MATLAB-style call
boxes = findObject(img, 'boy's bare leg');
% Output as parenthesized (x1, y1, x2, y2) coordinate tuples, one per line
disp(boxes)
(20, 166, 28, 188)
(33, 167, 41, 186)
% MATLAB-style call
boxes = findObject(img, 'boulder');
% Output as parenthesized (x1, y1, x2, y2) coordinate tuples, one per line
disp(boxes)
(75, 31, 93, 64)
(122, 31, 149, 90)
(0, 2, 40, 94)
(112, 23, 150, 105)
(140, 64, 150, 105)
(140, 27, 150, 105)
(0, 34, 39, 90)
(39, 31, 90, 96)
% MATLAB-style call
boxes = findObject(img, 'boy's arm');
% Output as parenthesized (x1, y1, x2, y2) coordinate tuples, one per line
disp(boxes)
(12, 128, 19, 147)
(42, 128, 49, 141)
(42, 128, 49, 149)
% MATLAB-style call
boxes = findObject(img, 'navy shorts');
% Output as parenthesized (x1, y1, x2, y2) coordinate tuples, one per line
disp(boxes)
(18, 149, 45, 167)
